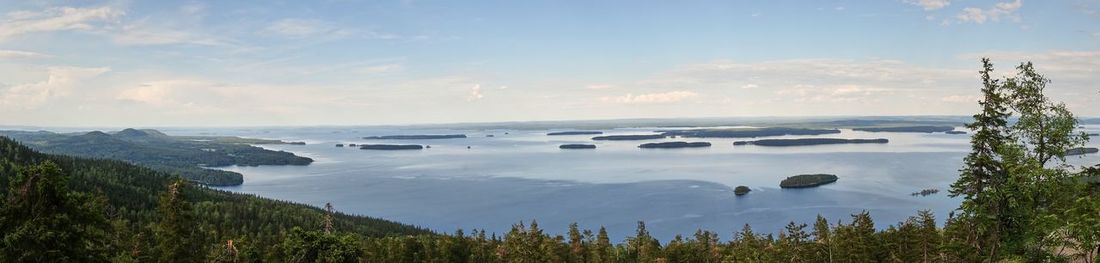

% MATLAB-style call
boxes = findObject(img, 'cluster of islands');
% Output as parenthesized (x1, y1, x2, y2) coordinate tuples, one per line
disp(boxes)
(332, 125, 1015, 196)
(339, 126, 974, 151)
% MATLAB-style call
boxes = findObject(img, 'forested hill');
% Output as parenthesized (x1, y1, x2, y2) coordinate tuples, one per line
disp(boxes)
(0, 136, 430, 260)
(0, 129, 312, 186)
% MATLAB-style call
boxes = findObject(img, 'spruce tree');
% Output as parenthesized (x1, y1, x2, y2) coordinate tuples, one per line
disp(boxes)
(154, 179, 199, 263)
(0, 161, 109, 262)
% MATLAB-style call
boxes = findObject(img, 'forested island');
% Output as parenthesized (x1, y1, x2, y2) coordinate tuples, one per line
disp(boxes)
(945, 131, 968, 135)
(591, 134, 666, 141)
(547, 131, 604, 136)
(733, 138, 888, 147)
(638, 142, 712, 149)
(734, 186, 751, 196)
(0, 129, 312, 186)
(780, 174, 839, 188)
(659, 127, 840, 138)
(559, 144, 597, 149)
(363, 134, 467, 139)
(359, 144, 424, 150)
(1066, 147, 1099, 156)
(852, 126, 956, 133)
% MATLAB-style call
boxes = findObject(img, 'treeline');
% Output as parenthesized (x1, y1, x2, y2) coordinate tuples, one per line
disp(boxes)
(0, 128, 313, 186)
(0, 136, 429, 262)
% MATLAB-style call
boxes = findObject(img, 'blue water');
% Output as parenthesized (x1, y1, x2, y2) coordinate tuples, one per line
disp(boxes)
(156, 125, 1100, 241)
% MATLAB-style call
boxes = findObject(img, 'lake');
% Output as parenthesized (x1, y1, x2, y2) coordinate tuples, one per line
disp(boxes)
(168, 124, 1100, 241)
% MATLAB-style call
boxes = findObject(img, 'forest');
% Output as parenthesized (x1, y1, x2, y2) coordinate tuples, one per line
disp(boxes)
(1, 59, 1099, 262)
(0, 128, 313, 186)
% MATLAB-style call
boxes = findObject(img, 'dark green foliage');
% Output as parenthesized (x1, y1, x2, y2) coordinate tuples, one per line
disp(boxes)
(279, 227, 362, 263)
(0, 129, 312, 186)
(155, 180, 200, 263)
(0, 136, 429, 261)
(779, 174, 838, 188)
(0, 161, 109, 262)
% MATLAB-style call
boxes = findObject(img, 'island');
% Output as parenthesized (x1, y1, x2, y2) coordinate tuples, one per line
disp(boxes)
(1088, 133, 1099, 137)
(638, 141, 712, 149)
(852, 126, 955, 133)
(1066, 147, 1099, 156)
(945, 131, 968, 135)
(592, 134, 666, 141)
(559, 144, 597, 149)
(363, 134, 467, 140)
(336, 144, 344, 147)
(359, 144, 424, 150)
(0, 128, 313, 186)
(734, 186, 751, 196)
(780, 174, 839, 188)
(548, 131, 604, 136)
(911, 188, 940, 196)
(733, 138, 888, 147)
(660, 127, 840, 138)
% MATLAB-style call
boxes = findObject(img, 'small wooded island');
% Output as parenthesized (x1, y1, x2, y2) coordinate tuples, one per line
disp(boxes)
(1066, 147, 1099, 156)
(363, 134, 467, 140)
(592, 134, 666, 141)
(359, 144, 424, 150)
(780, 174, 839, 188)
(659, 127, 840, 138)
(638, 141, 712, 149)
(734, 186, 751, 196)
(852, 126, 955, 133)
(547, 131, 604, 136)
(559, 144, 597, 149)
(733, 138, 888, 147)
(945, 131, 968, 135)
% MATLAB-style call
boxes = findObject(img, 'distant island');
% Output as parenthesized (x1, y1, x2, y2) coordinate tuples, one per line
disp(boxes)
(591, 134, 666, 141)
(734, 186, 751, 196)
(559, 144, 597, 149)
(945, 131, 968, 135)
(911, 188, 940, 197)
(0, 128, 312, 186)
(660, 127, 840, 138)
(780, 174, 838, 188)
(852, 126, 955, 133)
(363, 134, 467, 140)
(733, 138, 888, 147)
(638, 141, 712, 149)
(359, 144, 424, 150)
(547, 131, 604, 136)
(1066, 147, 1099, 156)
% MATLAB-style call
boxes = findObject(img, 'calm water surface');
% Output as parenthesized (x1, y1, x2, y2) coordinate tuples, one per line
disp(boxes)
(161, 125, 1100, 240)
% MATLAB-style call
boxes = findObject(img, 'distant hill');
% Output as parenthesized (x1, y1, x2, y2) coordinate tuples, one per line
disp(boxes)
(0, 129, 312, 186)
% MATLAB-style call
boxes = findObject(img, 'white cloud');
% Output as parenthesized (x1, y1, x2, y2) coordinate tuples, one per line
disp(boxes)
(467, 84, 484, 101)
(905, 0, 950, 11)
(740, 84, 759, 89)
(0, 49, 47, 59)
(602, 91, 698, 104)
(956, 0, 1022, 24)
(110, 19, 227, 46)
(1, 66, 109, 109)
(0, 6, 123, 41)
(586, 84, 615, 90)
(940, 95, 979, 103)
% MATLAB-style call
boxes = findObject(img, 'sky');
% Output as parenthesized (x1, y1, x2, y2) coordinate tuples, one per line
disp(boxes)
(0, 0, 1098, 127)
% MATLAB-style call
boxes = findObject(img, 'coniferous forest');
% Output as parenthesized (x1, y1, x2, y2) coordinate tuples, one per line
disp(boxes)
(2, 60, 1100, 262)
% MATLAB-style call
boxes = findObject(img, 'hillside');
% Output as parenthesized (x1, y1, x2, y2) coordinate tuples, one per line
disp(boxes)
(0, 136, 429, 260)
(0, 129, 312, 186)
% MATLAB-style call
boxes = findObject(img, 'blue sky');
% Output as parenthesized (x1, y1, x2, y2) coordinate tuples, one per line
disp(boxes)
(1, 0, 1098, 126)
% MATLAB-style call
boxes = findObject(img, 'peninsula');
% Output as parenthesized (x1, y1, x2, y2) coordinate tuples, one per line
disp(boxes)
(733, 138, 888, 147)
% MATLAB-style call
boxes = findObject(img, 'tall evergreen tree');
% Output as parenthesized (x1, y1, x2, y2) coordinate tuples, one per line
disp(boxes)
(0, 161, 109, 262)
(154, 179, 200, 263)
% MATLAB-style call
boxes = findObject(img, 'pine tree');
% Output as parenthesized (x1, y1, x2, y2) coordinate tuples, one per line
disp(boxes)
(0, 161, 109, 262)
(592, 226, 612, 263)
(154, 179, 200, 263)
